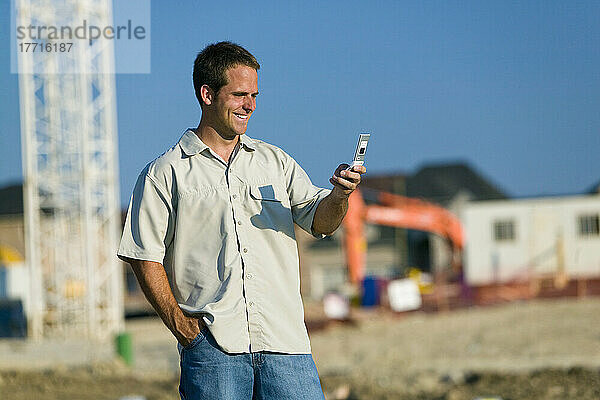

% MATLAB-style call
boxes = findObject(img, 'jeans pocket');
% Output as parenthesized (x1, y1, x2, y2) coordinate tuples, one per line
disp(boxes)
(182, 327, 207, 351)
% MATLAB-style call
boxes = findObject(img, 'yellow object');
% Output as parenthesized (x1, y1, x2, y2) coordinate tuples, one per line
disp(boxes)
(64, 279, 86, 298)
(407, 267, 434, 294)
(0, 245, 24, 264)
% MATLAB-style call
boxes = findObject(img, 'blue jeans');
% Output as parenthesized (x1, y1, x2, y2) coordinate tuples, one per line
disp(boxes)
(178, 327, 326, 400)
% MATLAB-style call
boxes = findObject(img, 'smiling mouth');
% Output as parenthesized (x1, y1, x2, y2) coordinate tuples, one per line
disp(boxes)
(234, 113, 249, 121)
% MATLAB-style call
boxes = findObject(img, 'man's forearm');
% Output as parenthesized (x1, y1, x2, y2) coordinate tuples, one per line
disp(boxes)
(313, 164, 366, 235)
(312, 191, 349, 236)
(126, 258, 200, 344)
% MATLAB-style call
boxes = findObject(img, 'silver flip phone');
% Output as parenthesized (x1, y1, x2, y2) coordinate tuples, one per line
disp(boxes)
(347, 133, 370, 170)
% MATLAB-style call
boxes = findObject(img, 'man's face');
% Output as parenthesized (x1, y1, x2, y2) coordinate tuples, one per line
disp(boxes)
(209, 65, 258, 139)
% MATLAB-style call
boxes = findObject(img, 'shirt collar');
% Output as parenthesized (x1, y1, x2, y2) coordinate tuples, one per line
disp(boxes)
(179, 129, 256, 157)
(239, 134, 257, 151)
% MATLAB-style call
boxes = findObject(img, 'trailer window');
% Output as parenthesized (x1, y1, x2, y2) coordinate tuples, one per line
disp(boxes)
(493, 220, 515, 241)
(578, 214, 600, 236)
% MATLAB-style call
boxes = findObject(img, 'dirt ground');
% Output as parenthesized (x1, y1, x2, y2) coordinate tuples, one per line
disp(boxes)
(1, 297, 599, 400)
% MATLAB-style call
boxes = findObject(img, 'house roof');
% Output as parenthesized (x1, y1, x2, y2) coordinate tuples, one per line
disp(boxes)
(360, 172, 407, 194)
(406, 162, 508, 206)
(358, 161, 509, 207)
(586, 179, 600, 195)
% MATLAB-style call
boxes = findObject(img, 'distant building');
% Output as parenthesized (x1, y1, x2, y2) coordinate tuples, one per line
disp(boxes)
(463, 193, 600, 286)
(407, 162, 507, 206)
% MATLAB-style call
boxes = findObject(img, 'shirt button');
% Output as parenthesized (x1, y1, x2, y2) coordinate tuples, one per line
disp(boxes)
(248, 301, 254, 307)
(243, 248, 248, 253)
(237, 220, 242, 226)
(232, 194, 237, 199)
(247, 273, 253, 279)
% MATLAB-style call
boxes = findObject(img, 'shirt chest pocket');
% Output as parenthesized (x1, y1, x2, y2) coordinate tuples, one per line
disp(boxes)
(247, 184, 294, 237)
(249, 184, 285, 202)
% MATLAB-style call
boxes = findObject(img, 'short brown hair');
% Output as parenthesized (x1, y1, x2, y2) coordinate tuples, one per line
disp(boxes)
(193, 42, 260, 106)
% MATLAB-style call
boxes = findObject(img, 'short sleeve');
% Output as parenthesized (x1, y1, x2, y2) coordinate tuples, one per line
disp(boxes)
(117, 168, 175, 264)
(283, 154, 331, 238)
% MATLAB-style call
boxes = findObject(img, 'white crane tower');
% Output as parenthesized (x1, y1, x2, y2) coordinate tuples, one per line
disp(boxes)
(16, 0, 123, 339)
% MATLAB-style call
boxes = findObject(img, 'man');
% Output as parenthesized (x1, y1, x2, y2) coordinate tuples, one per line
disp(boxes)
(118, 42, 366, 399)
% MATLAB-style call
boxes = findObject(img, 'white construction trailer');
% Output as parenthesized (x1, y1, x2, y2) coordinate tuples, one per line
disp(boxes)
(462, 194, 600, 286)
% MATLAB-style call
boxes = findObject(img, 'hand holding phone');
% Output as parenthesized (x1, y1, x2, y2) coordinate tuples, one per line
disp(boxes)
(330, 133, 369, 195)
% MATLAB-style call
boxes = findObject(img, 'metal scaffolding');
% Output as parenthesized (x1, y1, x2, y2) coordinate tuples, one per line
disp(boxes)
(16, 0, 123, 339)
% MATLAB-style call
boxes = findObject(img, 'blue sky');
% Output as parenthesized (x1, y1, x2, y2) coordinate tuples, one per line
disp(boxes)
(1, 1, 599, 206)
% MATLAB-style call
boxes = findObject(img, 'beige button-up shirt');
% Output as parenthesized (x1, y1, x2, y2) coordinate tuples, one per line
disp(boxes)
(118, 129, 330, 353)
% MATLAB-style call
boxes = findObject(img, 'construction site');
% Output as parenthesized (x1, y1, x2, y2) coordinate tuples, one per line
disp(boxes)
(2, 1, 600, 399)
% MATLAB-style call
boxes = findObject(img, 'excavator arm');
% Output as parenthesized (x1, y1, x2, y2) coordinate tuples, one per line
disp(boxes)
(343, 189, 464, 284)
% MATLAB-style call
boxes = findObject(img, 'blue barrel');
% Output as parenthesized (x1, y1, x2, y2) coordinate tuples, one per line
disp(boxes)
(0, 267, 6, 298)
(361, 276, 379, 307)
(0, 299, 27, 338)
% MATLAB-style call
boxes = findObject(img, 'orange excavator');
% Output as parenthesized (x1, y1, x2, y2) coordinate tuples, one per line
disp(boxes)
(343, 188, 465, 284)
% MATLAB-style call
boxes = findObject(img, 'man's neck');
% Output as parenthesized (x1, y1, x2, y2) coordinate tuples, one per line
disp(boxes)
(194, 124, 240, 163)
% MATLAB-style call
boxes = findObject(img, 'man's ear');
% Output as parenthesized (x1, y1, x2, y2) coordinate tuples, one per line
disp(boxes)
(200, 84, 214, 106)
